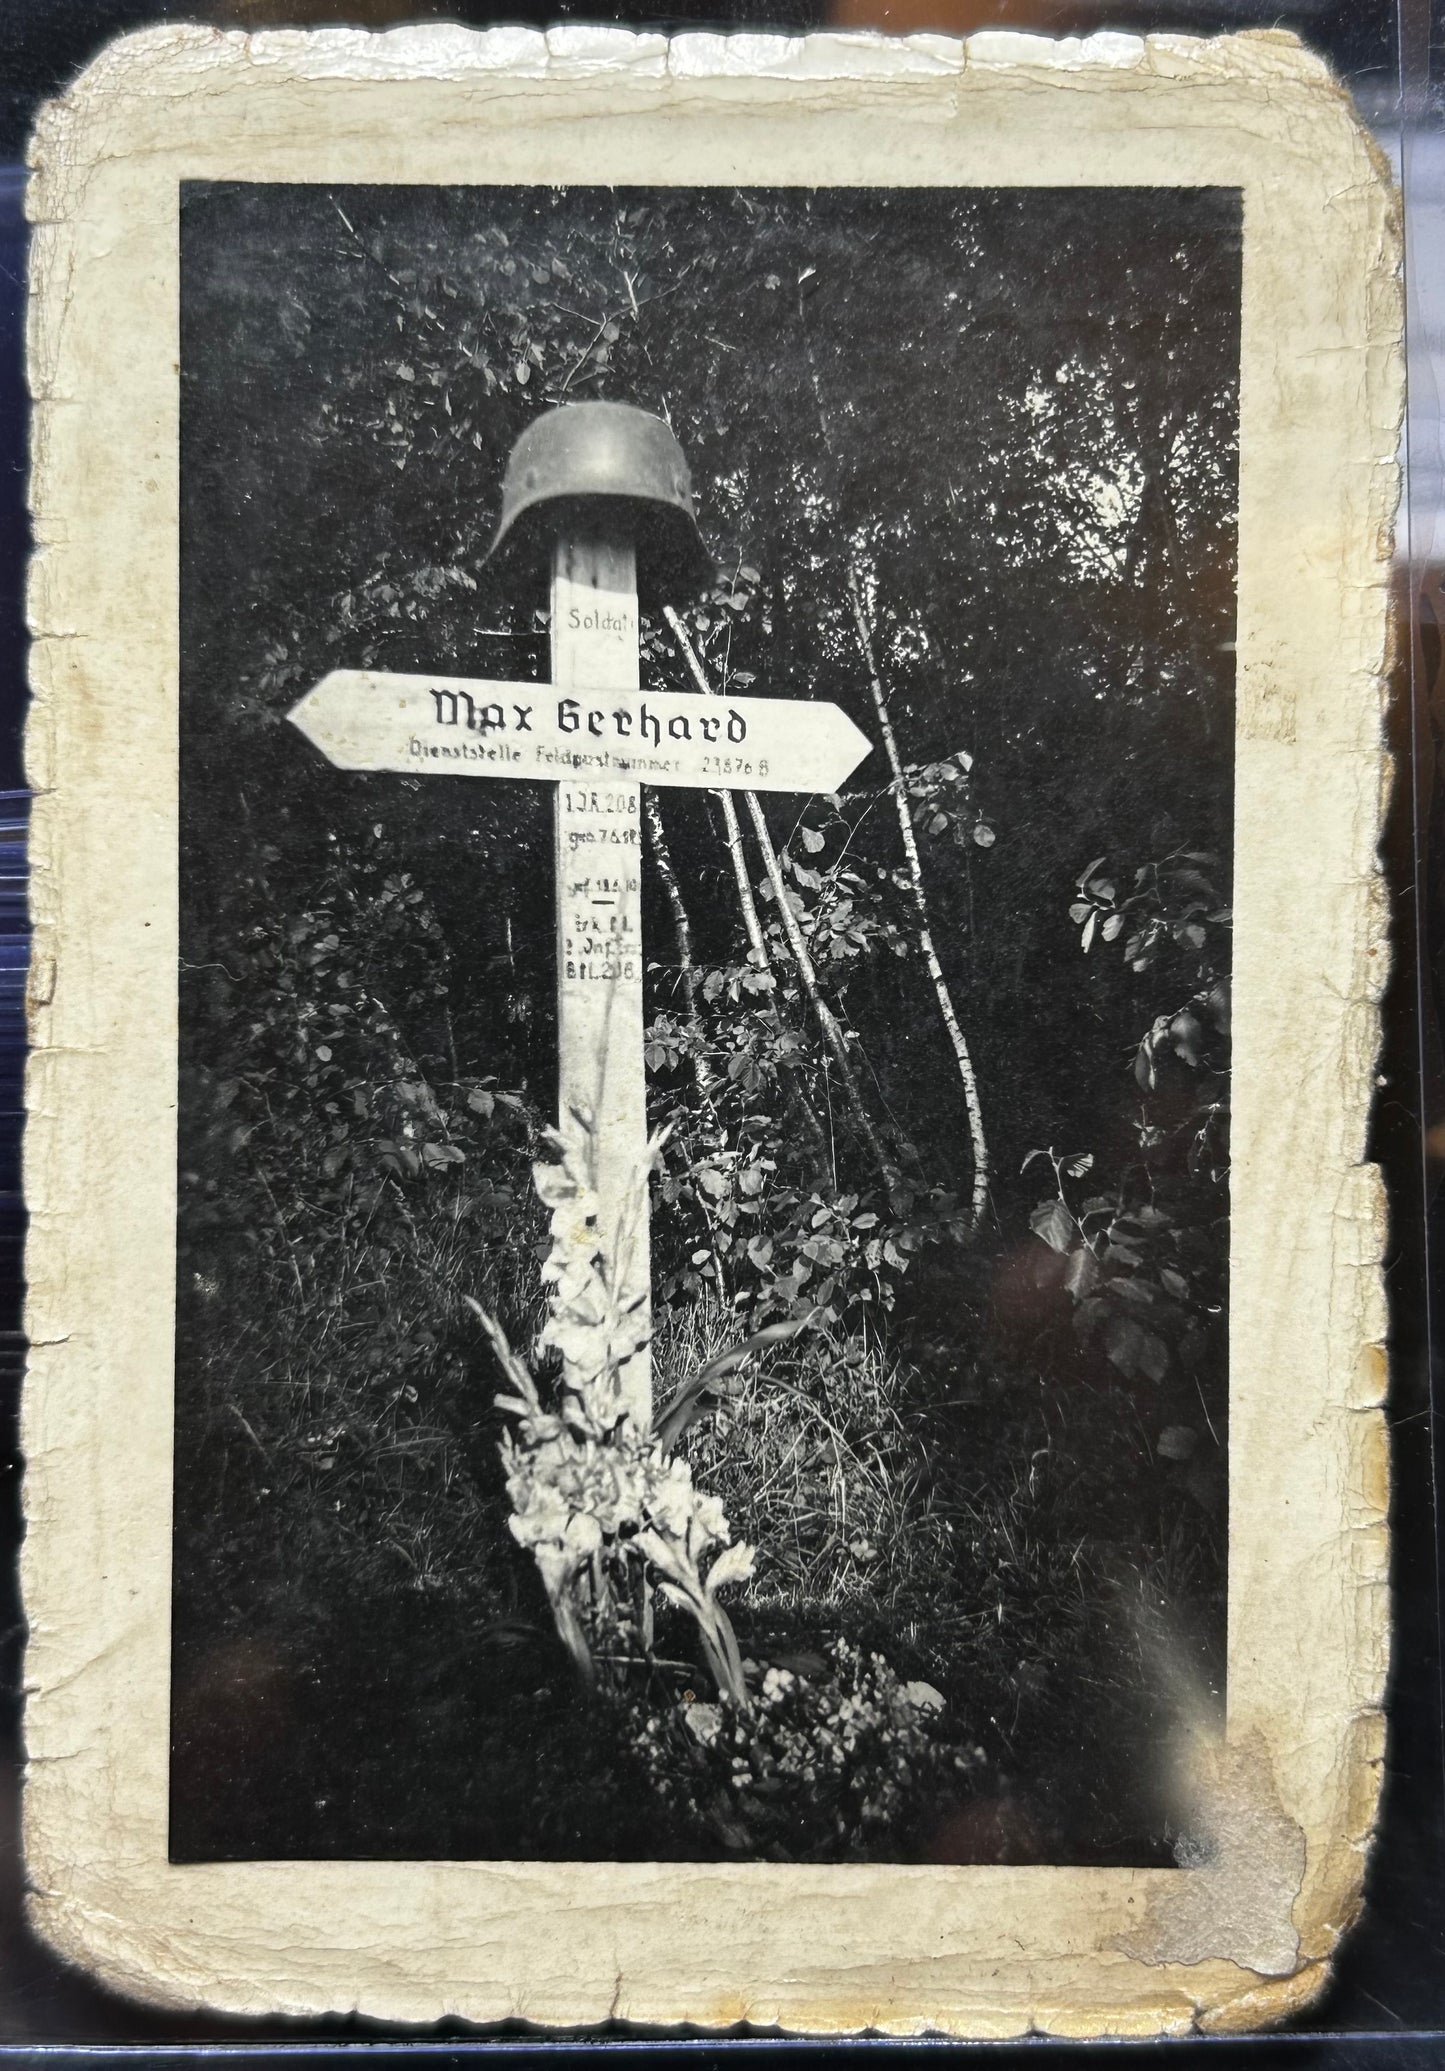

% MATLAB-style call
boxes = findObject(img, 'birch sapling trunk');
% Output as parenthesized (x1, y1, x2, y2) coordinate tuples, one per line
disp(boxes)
(660, 605, 830, 1171)
(738, 787, 900, 1192)
(663, 605, 899, 1195)
(641, 787, 718, 1110)
(846, 566, 989, 1227)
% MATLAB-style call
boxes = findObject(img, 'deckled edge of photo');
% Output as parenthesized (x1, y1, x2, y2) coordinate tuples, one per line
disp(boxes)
(20, 21, 1399, 2036)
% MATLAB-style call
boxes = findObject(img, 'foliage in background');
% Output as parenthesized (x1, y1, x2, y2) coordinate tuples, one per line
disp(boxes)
(1028, 848, 1230, 1499)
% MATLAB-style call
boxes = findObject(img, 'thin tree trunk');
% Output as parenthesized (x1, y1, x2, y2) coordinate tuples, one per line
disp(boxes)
(663, 605, 898, 1194)
(719, 792, 770, 982)
(658, 612, 829, 1168)
(640, 796, 735, 1293)
(740, 787, 899, 1191)
(845, 567, 988, 1227)
(641, 788, 718, 1110)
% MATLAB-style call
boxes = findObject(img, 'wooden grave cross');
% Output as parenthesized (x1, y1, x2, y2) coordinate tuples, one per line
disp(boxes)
(288, 515, 872, 1422)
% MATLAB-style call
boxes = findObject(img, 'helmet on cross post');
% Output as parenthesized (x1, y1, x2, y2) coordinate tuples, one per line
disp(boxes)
(485, 401, 713, 605)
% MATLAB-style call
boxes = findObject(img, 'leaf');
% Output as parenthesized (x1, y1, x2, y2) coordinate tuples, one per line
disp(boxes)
(1104, 1316, 1169, 1384)
(1064, 1245, 1101, 1299)
(971, 822, 996, 848)
(1030, 1199, 1077, 1254)
(1169, 1011, 1206, 1066)
(1073, 1296, 1111, 1342)
(1157, 1424, 1198, 1462)
(654, 1318, 815, 1452)
(800, 827, 826, 854)
(1107, 1275, 1157, 1308)
(1063, 1154, 1094, 1178)
(1081, 912, 1096, 952)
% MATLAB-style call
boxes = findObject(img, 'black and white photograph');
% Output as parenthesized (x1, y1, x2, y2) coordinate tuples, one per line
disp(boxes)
(170, 177, 1240, 1869)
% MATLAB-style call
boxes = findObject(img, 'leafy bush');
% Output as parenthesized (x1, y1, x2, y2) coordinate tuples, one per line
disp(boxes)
(1028, 847, 1230, 1467)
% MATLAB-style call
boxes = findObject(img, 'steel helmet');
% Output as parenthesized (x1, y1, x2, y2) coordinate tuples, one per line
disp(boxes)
(486, 401, 712, 604)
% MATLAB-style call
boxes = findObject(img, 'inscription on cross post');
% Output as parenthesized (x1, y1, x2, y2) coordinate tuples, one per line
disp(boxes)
(551, 526, 649, 1418)
(287, 403, 873, 1426)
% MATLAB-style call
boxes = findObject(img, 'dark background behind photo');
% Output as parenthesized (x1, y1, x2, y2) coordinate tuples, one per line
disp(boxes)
(0, 0, 1441, 2055)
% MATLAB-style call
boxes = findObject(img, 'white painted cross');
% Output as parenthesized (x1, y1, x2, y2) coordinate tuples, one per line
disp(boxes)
(288, 520, 872, 1421)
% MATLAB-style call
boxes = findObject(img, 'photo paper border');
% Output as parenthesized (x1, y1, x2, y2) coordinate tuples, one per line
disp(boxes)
(22, 24, 1397, 2034)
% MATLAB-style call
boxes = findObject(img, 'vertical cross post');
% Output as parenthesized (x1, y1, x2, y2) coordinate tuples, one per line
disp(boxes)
(551, 524, 651, 1424)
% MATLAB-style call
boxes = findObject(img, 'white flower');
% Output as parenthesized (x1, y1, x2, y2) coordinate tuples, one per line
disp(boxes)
(683, 1702, 722, 1747)
(508, 1496, 569, 1549)
(563, 1511, 603, 1557)
(691, 1491, 729, 1548)
(646, 1460, 697, 1538)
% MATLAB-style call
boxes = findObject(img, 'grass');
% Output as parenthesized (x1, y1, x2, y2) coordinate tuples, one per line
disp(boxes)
(655, 1300, 950, 1617)
(172, 1162, 1223, 1866)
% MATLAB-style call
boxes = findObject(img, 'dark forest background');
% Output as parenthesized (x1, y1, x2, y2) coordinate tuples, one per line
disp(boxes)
(173, 181, 1238, 1866)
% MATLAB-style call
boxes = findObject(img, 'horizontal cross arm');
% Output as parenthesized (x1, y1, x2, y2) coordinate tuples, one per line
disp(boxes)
(287, 668, 872, 795)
